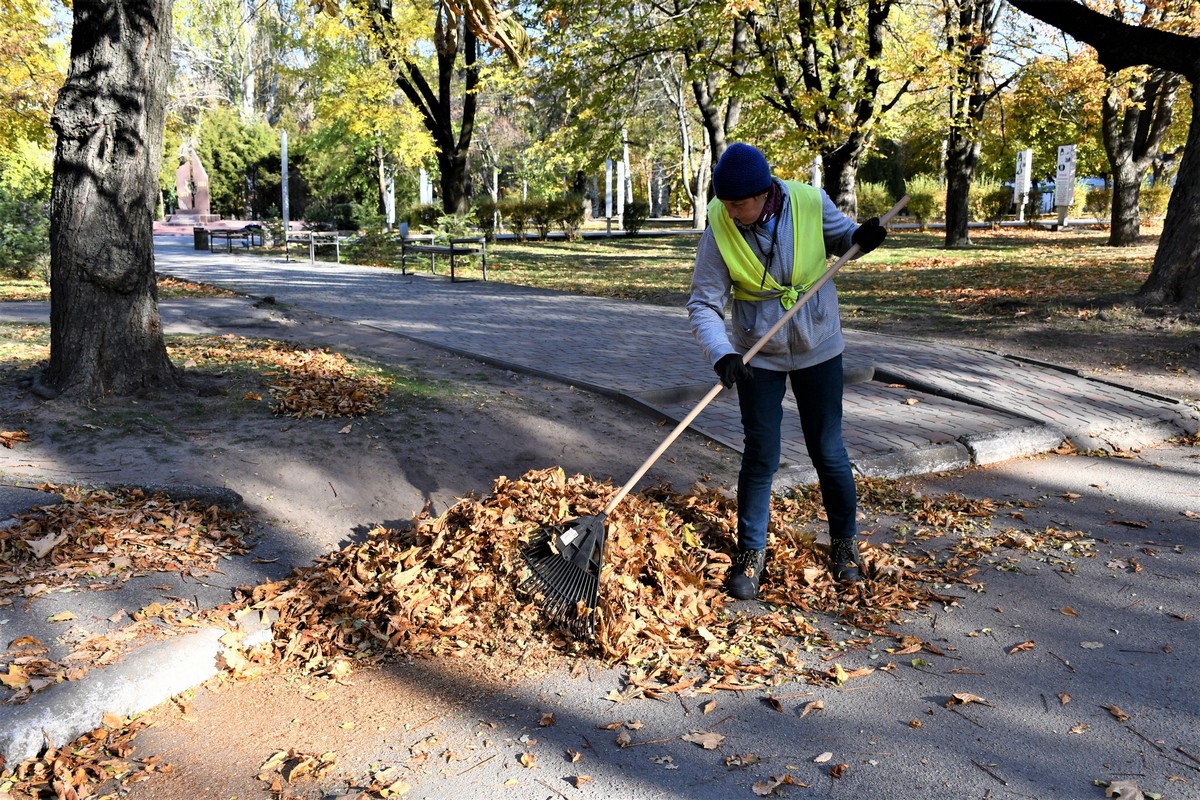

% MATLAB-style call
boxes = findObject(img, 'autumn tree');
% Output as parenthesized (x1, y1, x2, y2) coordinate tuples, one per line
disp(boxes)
(46, 0, 179, 399)
(0, 0, 64, 152)
(1009, 0, 1200, 307)
(1092, 1, 1188, 246)
(529, 0, 748, 228)
(1103, 64, 1180, 245)
(294, 7, 433, 222)
(741, 0, 905, 215)
(0, 0, 64, 279)
(172, 0, 291, 123)
(942, 0, 1008, 247)
(361, 0, 529, 214)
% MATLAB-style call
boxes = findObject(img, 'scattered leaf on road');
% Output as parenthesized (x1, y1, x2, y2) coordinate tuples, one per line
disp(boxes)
(1102, 704, 1131, 722)
(799, 699, 825, 718)
(752, 774, 803, 796)
(682, 731, 725, 750)
(1106, 779, 1146, 799)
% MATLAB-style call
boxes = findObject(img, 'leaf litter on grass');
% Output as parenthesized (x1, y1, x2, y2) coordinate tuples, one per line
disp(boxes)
(172, 335, 392, 419)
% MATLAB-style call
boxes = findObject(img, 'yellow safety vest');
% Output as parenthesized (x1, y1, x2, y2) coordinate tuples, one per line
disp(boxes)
(707, 180, 825, 309)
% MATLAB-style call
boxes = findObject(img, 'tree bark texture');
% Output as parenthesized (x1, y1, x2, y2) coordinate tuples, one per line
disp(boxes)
(1139, 79, 1200, 307)
(1008, 0, 1200, 307)
(47, 0, 178, 399)
(1102, 69, 1179, 246)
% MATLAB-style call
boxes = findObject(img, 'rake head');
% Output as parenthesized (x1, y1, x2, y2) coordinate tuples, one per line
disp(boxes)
(519, 514, 606, 638)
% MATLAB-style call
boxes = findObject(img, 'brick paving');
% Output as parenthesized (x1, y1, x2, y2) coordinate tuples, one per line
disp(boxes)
(8, 237, 1196, 490)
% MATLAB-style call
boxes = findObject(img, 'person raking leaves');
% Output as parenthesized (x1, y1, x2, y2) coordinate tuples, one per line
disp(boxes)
(687, 142, 889, 600)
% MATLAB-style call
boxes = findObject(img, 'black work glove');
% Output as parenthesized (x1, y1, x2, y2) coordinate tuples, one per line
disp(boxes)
(852, 217, 886, 253)
(714, 353, 752, 388)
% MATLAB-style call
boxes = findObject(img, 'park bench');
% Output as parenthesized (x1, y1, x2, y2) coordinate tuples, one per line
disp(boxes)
(285, 230, 355, 263)
(400, 235, 488, 282)
(209, 227, 265, 252)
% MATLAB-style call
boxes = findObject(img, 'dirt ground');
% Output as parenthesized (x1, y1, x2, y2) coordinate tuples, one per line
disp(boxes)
(1, 297, 1198, 800)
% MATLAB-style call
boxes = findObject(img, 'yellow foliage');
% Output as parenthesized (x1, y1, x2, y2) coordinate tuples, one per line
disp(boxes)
(0, 0, 65, 154)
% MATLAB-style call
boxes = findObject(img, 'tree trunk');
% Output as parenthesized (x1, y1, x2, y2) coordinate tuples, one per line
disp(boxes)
(943, 140, 974, 247)
(374, 4, 477, 216)
(943, 1, 1005, 249)
(1107, 143, 1142, 246)
(1007, 0, 1200, 308)
(688, 17, 746, 185)
(1138, 80, 1200, 307)
(822, 146, 860, 218)
(1103, 69, 1179, 247)
(46, 0, 178, 399)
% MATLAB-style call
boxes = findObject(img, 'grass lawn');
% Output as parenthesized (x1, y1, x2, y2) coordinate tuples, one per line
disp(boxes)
(0, 223, 1166, 333)
(0, 275, 236, 302)
(486, 224, 1160, 330)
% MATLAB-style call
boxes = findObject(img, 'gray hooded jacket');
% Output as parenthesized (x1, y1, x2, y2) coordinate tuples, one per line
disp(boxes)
(687, 179, 860, 373)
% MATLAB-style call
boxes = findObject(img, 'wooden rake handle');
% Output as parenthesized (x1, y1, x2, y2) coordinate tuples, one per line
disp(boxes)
(601, 194, 911, 517)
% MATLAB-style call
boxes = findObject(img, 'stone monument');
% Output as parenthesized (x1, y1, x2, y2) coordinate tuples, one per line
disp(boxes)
(167, 143, 219, 224)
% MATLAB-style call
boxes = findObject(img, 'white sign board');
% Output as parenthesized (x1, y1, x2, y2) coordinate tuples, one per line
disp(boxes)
(1015, 149, 1032, 196)
(280, 130, 289, 236)
(419, 169, 432, 206)
(1054, 145, 1076, 207)
(605, 158, 613, 219)
(384, 168, 395, 228)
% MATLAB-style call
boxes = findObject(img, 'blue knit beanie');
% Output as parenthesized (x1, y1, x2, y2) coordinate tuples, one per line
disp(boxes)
(712, 143, 772, 200)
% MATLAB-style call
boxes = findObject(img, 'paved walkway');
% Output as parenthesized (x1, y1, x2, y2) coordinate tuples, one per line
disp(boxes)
(138, 236, 1200, 485)
(3, 236, 1200, 778)
(3, 237, 1197, 488)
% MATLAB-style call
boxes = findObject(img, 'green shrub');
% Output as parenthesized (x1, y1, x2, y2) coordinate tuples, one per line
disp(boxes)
(1139, 184, 1172, 218)
(433, 212, 474, 245)
(622, 200, 651, 236)
(344, 229, 400, 267)
(969, 178, 1010, 223)
(527, 199, 554, 240)
(407, 204, 441, 230)
(1071, 179, 1089, 209)
(500, 198, 529, 241)
(1085, 187, 1112, 216)
(474, 197, 499, 242)
(904, 174, 945, 231)
(551, 194, 587, 240)
(856, 182, 893, 220)
(0, 175, 51, 280)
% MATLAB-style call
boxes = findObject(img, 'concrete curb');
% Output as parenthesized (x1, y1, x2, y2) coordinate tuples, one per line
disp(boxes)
(961, 423, 1066, 465)
(0, 628, 225, 765)
(0, 483, 250, 768)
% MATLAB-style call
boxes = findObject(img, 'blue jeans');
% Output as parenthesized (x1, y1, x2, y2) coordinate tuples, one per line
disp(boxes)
(735, 354, 857, 551)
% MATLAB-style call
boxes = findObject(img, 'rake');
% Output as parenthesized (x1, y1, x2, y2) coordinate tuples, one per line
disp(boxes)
(520, 196, 910, 636)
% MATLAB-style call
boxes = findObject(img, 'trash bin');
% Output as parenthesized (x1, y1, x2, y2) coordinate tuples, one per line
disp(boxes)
(193, 227, 209, 250)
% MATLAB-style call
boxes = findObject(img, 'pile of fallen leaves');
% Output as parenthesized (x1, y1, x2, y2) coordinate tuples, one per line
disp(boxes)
(0, 713, 167, 798)
(174, 335, 391, 418)
(243, 468, 981, 694)
(0, 486, 251, 605)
